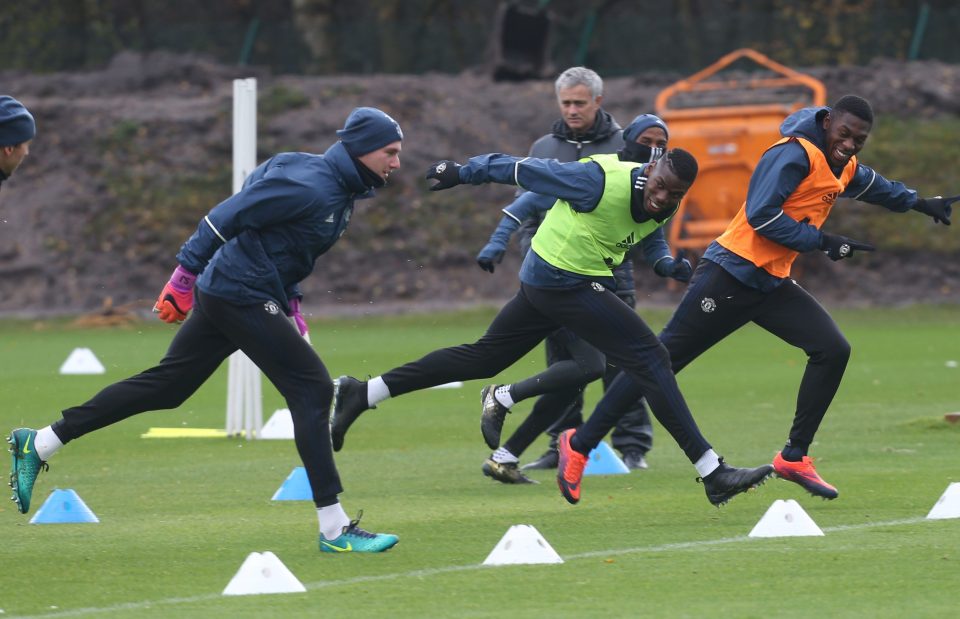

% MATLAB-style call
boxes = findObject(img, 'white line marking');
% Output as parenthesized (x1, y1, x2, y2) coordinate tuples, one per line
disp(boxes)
(15, 516, 933, 618)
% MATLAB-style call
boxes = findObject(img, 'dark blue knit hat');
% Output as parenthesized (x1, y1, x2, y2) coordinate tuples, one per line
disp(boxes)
(0, 96, 36, 147)
(623, 113, 668, 144)
(336, 107, 403, 156)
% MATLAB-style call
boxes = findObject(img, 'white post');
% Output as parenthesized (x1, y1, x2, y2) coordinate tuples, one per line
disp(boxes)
(232, 78, 257, 195)
(226, 78, 263, 440)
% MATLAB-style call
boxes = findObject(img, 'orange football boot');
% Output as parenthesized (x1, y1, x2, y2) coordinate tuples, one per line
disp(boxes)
(557, 429, 588, 504)
(773, 451, 838, 499)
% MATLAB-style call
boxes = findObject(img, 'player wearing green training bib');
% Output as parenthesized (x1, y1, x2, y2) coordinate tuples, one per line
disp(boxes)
(330, 148, 776, 509)
(533, 155, 667, 276)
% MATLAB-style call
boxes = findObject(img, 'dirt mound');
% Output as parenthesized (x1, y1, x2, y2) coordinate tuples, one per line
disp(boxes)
(1, 53, 959, 317)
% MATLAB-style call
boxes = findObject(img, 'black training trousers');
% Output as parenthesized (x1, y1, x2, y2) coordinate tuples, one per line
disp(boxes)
(52, 290, 341, 506)
(381, 282, 712, 462)
(502, 329, 603, 458)
(579, 259, 850, 453)
(501, 325, 654, 459)
(533, 303, 655, 456)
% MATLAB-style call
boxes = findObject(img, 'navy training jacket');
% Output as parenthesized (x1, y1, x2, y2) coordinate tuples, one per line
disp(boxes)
(703, 106, 918, 292)
(177, 142, 375, 312)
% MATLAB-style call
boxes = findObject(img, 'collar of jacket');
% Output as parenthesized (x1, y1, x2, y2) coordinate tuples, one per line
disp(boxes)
(324, 141, 377, 198)
(551, 109, 620, 143)
(783, 107, 849, 174)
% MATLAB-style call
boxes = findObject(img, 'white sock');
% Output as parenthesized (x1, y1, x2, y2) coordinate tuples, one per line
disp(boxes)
(367, 376, 391, 406)
(494, 385, 514, 408)
(318, 502, 351, 540)
(491, 447, 518, 464)
(34, 426, 63, 461)
(694, 449, 721, 478)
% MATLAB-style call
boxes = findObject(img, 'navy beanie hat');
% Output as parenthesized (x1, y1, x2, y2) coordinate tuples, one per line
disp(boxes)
(336, 107, 403, 157)
(0, 96, 36, 147)
(623, 113, 668, 144)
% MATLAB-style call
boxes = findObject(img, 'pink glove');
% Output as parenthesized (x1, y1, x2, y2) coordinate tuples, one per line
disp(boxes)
(153, 265, 197, 323)
(288, 297, 309, 337)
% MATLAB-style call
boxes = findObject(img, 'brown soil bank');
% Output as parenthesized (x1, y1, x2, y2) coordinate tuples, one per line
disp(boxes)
(1, 52, 959, 317)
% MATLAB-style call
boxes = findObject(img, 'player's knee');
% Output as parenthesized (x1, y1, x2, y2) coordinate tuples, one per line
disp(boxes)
(649, 341, 672, 367)
(315, 381, 335, 418)
(832, 338, 852, 365)
(568, 352, 604, 383)
(152, 383, 195, 410)
(817, 336, 851, 367)
(581, 361, 605, 383)
(288, 381, 335, 420)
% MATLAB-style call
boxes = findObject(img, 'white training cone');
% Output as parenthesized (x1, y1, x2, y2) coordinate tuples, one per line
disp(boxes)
(749, 499, 824, 537)
(222, 551, 306, 596)
(927, 482, 960, 520)
(259, 408, 295, 440)
(482, 524, 564, 565)
(59, 348, 105, 375)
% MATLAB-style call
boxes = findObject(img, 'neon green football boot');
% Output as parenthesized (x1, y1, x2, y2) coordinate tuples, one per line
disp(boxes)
(8, 428, 49, 515)
(319, 511, 398, 553)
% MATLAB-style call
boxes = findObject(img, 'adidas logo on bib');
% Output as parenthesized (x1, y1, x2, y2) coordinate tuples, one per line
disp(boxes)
(616, 231, 636, 249)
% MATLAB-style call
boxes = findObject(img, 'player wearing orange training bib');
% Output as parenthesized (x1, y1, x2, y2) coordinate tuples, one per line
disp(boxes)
(572, 95, 956, 500)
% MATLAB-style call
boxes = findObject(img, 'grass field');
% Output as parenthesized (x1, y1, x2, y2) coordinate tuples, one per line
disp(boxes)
(1, 305, 959, 618)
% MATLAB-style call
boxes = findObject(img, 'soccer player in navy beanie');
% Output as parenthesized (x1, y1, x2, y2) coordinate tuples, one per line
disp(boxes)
(8, 107, 404, 553)
(337, 107, 404, 187)
(0, 95, 36, 190)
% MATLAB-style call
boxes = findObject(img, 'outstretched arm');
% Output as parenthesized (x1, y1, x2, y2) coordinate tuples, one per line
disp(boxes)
(426, 154, 605, 211)
(846, 163, 955, 225)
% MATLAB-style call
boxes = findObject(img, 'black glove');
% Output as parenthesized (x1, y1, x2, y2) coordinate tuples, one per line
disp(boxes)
(425, 160, 462, 191)
(819, 233, 875, 261)
(913, 195, 958, 225)
(654, 256, 693, 282)
(476, 243, 505, 273)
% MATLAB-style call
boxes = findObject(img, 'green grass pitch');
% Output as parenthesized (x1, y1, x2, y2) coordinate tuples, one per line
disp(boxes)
(1, 305, 958, 618)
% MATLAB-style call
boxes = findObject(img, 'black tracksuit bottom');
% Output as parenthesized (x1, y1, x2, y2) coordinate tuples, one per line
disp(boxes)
(499, 324, 654, 459)
(533, 295, 655, 456)
(381, 282, 712, 463)
(51, 290, 342, 506)
(577, 260, 850, 454)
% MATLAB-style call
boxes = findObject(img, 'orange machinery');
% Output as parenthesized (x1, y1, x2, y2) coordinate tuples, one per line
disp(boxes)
(654, 48, 826, 261)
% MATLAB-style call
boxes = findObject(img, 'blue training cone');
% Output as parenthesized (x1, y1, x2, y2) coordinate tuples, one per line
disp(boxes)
(583, 441, 630, 476)
(29, 488, 100, 524)
(271, 466, 312, 501)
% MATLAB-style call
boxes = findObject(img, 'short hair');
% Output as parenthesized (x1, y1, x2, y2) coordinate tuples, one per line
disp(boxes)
(832, 95, 874, 124)
(555, 66, 603, 98)
(665, 148, 698, 184)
